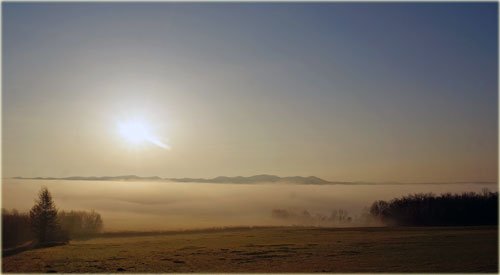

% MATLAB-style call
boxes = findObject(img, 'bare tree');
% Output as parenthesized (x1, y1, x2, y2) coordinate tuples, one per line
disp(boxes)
(329, 209, 351, 223)
(59, 209, 103, 238)
(83, 210, 103, 234)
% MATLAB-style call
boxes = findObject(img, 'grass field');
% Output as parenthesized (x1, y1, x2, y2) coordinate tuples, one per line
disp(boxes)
(2, 226, 498, 273)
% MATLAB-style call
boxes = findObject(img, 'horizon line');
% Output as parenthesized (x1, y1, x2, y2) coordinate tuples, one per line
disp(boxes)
(9, 174, 498, 185)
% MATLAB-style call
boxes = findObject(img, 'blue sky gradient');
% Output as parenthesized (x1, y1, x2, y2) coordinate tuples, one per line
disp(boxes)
(2, 3, 498, 182)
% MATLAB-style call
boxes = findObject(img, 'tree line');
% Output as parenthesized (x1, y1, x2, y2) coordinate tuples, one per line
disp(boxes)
(370, 189, 498, 226)
(2, 187, 103, 249)
(4, 186, 497, 249)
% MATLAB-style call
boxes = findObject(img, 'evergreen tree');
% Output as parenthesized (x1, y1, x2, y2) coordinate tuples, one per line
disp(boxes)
(29, 187, 59, 243)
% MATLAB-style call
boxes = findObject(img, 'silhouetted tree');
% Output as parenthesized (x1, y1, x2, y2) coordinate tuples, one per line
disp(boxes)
(29, 187, 63, 243)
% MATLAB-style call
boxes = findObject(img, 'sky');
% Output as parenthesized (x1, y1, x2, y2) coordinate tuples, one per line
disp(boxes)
(2, 3, 498, 182)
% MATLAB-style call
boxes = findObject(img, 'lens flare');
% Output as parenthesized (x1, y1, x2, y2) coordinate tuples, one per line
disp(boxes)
(117, 119, 170, 149)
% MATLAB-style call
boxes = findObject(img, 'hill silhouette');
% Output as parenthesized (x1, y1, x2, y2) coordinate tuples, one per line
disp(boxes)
(14, 174, 334, 185)
(12, 175, 497, 185)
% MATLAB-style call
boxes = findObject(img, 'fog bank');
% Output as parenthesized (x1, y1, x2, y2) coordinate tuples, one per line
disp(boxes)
(2, 179, 497, 231)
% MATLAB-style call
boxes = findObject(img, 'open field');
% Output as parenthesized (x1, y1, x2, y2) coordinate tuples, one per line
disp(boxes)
(2, 226, 498, 273)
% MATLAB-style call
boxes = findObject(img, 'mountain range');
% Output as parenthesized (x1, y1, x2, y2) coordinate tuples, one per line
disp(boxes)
(14, 174, 337, 185)
(11, 175, 497, 185)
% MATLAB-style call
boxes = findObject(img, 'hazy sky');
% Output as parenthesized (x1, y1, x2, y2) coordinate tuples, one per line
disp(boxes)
(3, 3, 498, 182)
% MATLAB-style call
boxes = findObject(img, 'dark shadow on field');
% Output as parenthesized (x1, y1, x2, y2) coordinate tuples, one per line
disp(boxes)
(2, 241, 36, 257)
(2, 241, 68, 258)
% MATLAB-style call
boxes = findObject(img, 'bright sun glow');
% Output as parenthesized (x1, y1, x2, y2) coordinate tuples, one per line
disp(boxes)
(117, 119, 170, 149)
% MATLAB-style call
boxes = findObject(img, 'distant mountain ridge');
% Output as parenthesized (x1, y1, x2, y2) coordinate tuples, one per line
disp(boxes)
(11, 175, 497, 185)
(13, 174, 336, 185)
(170, 174, 335, 185)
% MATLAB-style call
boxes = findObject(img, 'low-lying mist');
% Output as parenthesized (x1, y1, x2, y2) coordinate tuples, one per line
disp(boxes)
(2, 179, 497, 231)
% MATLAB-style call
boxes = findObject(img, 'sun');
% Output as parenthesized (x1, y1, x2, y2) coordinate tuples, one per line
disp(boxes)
(117, 119, 170, 149)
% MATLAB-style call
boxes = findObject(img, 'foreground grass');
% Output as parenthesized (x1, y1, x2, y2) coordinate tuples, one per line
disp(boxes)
(2, 226, 498, 273)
